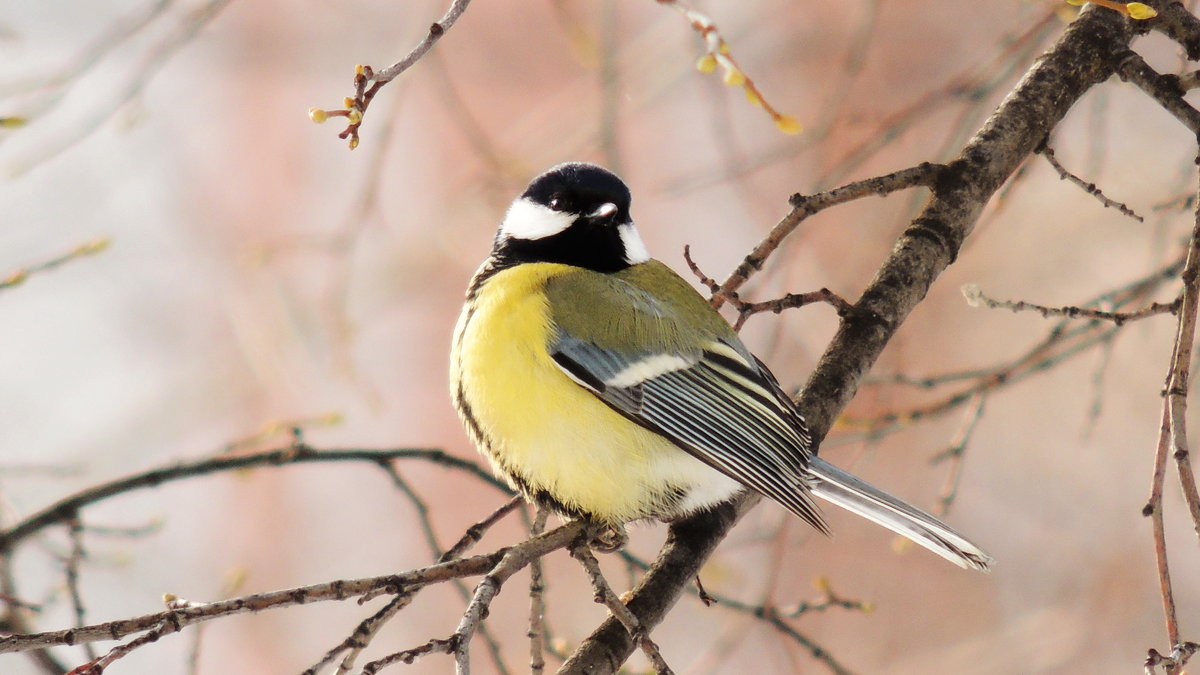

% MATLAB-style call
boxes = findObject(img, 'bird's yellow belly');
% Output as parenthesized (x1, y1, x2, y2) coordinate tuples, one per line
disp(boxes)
(451, 264, 740, 524)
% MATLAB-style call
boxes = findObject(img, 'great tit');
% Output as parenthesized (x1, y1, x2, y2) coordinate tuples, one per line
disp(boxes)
(451, 162, 991, 570)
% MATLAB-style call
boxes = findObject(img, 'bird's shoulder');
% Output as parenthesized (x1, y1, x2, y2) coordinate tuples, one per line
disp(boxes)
(545, 259, 737, 352)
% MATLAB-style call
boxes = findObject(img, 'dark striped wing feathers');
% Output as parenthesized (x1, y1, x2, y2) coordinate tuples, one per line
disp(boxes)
(551, 332, 828, 533)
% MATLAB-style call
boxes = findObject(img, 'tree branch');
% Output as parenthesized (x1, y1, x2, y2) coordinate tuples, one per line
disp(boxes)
(0, 446, 508, 554)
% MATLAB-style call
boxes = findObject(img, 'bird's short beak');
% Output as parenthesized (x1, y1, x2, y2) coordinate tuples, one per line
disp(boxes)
(588, 203, 618, 219)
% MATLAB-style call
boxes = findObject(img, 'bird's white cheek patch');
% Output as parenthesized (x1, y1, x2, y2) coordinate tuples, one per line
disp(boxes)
(619, 223, 651, 264)
(500, 198, 575, 240)
(605, 353, 692, 388)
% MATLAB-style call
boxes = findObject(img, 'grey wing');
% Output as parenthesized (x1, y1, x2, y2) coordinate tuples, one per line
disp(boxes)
(551, 331, 828, 533)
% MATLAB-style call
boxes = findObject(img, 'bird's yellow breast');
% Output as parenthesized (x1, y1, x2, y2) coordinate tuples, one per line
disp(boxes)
(450, 262, 738, 524)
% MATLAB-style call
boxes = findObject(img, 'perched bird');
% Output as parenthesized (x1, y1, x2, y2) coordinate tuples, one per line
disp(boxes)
(451, 162, 991, 570)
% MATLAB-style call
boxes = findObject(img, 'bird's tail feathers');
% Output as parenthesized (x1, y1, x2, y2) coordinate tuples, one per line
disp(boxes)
(808, 457, 993, 571)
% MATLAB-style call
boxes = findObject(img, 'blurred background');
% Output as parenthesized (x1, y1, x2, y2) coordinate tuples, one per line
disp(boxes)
(2, 0, 1198, 673)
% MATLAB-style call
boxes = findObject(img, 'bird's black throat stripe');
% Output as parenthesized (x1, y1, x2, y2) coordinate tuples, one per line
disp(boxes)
(495, 222, 631, 274)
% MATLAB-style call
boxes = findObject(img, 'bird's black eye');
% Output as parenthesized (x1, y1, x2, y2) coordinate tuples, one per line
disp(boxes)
(547, 194, 568, 211)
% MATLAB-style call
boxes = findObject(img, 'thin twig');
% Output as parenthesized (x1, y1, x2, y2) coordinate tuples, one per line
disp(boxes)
(1, 551, 503, 654)
(1172, 165, 1200, 543)
(733, 289, 857, 331)
(379, 464, 511, 675)
(1144, 157, 1200, 675)
(758, 607, 854, 675)
(682, 246, 854, 330)
(314, 0, 473, 149)
(64, 516, 96, 661)
(529, 509, 549, 675)
(440, 496, 525, 563)
(301, 594, 410, 675)
(364, 521, 576, 675)
(1039, 144, 1143, 221)
(570, 542, 673, 674)
(0, 238, 110, 291)
(658, 0, 798, 133)
(0, 446, 509, 554)
(712, 163, 941, 309)
(70, 615, 177, 675)
(929, 395, 987, 517)
(962, 283, 1179, 325)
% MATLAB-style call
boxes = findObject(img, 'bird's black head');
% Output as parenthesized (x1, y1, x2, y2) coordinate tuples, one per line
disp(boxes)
(493, 162, 649, 273)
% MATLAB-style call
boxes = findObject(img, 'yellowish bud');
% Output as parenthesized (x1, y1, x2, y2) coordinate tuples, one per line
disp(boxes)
(744, 86, 763, 107)
(722, 67, 746, 87)
(774, 114, 802, 135)
(354, 64, 366, 76)
(812, 576, 832, 593)
(343, 97, 356, 109)
(0, 116, 27, 128)
(718, 40, 730, 55)
(308, 108, 328, 124)
(74, 238, 111, 256)
(162, 593, 178, 604)
(1126, 3, 1157, 19)
(1065, 0, 1085, 5)
(695, 53, 718, 75)
(346, 109, 362, 125)
(348, 136, 360, 150)
(319, 411, 344, 425)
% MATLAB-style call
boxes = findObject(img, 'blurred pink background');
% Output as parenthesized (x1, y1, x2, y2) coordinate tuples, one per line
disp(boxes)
(2, 1, 1197, 673)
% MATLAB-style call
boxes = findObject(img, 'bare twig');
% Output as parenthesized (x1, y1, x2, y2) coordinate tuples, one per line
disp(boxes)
(929, 395, 987, 517)
(0, 446, 509, 554)
(1039, 144, 1144, 221)
(757, 606, 854, 675)
(849, 254, 1184, 440)
(64, 517, 96, 661)
(682, 246, 854, 330)
(363, 521, 582, 675)
(711, 163, 941, 309)
(961, 283, 1179, 325)
(303, 593, 411, 675)
(3, 522, 588, 658)
(570, 542, 673, 674)
(1, 553, 499, 654)
(306, 484, 520, 674)
(0, 238, 110, 291)
(312, 0, 473, 149)
(379, 464, 512, 674)
(70, 614, 178, 675)
(1170, 167, 1200, 543)
(658, 0, 799, 134)
(439, 496, 525, 563)
(1143, 158, 1200, 675)
(528, 509, 549, 675)
(732, 289, 856, 331)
